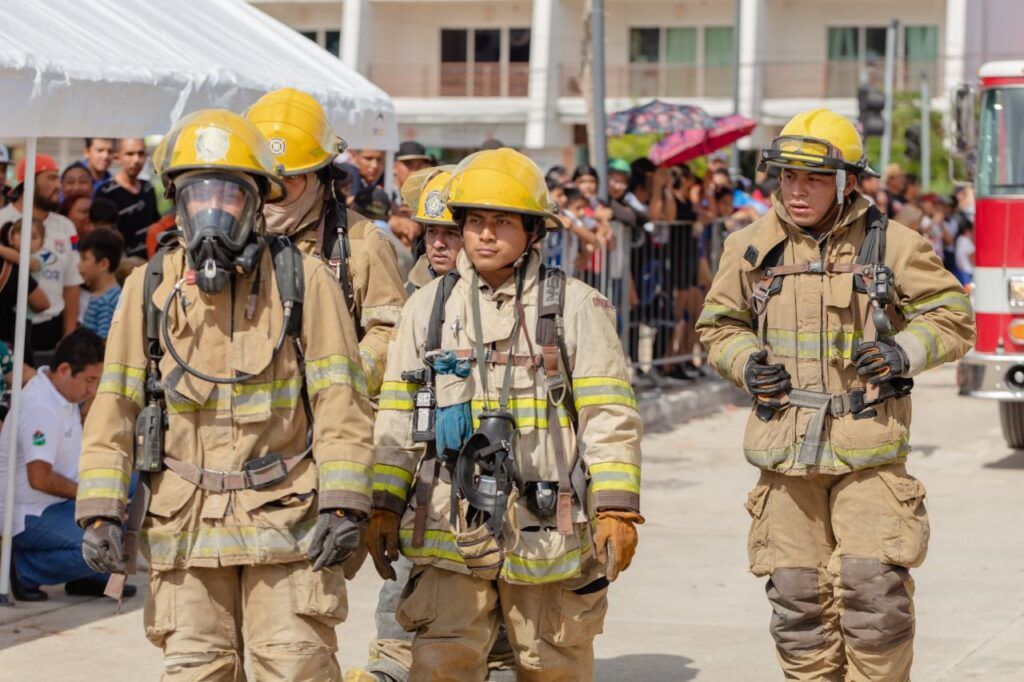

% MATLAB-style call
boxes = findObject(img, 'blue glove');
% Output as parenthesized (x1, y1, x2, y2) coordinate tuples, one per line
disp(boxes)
(436, 402, 473, 457)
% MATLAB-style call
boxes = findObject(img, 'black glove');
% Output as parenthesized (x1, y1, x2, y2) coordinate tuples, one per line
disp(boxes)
(307, 510, 367, 571)
(82, 518, 126, 574)
(853, 339, 909, 384)
(744, 349, 792, 400)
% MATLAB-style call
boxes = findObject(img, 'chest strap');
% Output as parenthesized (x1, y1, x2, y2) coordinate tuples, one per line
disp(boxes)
(162, 451, 309, 492)
(451, 348, 540, 367)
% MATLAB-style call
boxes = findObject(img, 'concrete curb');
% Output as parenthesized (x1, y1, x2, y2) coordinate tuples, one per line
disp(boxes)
(636, 378, 747, 433)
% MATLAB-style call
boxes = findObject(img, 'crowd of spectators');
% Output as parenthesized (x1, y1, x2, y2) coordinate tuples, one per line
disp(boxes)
(860, 162, 975, 285)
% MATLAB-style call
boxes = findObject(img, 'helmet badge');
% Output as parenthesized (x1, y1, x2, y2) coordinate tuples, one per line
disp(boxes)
(424, 190, 445, 219)
(194, 126, 231, 163)
(268, 137, 287, 157)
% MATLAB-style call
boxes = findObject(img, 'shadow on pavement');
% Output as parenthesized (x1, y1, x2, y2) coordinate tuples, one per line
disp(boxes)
(983, 449, 1024, 469)
(0, 577, 143, 650)
(597, 654, 698, 681)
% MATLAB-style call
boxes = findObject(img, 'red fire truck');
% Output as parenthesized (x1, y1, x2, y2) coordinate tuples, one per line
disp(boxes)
(955, 61, 1024, 447)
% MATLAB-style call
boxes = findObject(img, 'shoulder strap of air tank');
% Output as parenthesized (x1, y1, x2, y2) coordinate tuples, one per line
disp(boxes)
(853, 203, 889, 293)
(142, 244, 172, 361)
(426, 271, 461, 353)
(267, 235, 305, 337)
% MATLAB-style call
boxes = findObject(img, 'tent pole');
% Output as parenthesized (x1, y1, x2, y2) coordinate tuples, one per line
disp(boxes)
(0, 137, 38, 605)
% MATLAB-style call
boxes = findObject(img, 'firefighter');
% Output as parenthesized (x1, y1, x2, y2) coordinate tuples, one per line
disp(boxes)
(403, 166, 462, 292)
(365, 148, 643, 681)
(349, 165, 514, 682)
(75, 109, 375, 681)
(245, 88, 407, 397)
(697, 109, 975, 680)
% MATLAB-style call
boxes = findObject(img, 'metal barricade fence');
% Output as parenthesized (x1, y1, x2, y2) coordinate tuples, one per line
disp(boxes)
(543, 220, 705, 376)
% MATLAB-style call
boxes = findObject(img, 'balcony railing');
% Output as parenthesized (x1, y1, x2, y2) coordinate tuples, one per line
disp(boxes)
(369, 58, 942, 100)
(559, 63, 734, 99)
(369, 62, 530, 98)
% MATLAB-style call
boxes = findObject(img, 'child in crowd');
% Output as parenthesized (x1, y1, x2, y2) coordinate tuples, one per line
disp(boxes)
(77, 228, 124, 339)
(88, 197, 119, 232)
(0, 218, 45, 273)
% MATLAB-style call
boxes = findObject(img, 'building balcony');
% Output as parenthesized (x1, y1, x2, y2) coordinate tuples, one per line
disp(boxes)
(559, 63, 734, 99)
(369, 62, 530, 98)
(763, 58, 944, 100)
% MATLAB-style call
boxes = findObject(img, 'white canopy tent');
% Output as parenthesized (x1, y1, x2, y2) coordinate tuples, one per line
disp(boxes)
(0, 0, 397, 602)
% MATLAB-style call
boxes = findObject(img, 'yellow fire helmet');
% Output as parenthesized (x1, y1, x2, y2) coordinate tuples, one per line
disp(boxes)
(761, 108, 866, 175)
(244, 87, 344, 176)
(153, 108, 286, 202)
(402, 165, 457, 227)
(444, 148, 559, 231)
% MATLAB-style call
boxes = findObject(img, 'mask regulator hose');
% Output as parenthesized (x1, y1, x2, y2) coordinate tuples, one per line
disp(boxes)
(160, 278, 294, 385)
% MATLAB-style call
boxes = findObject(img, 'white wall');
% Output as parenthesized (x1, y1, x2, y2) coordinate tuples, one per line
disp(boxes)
(253, 1, 342, 31)
(964, 0, 1024, 79)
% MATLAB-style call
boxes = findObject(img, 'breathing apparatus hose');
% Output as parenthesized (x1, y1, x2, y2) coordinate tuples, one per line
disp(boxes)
(160, 278, 294, 385)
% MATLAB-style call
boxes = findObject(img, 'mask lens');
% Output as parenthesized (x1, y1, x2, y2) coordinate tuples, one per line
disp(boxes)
(176, 176, 258, 248)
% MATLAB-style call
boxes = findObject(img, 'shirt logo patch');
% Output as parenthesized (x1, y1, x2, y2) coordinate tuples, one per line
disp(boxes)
(32, 430, 46, 446)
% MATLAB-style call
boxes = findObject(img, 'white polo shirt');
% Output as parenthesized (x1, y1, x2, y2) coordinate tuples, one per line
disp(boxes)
(0, 205, 84, 324)
(0, 368, 82, 536)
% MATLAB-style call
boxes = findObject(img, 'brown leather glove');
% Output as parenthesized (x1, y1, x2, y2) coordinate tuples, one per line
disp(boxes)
(365, 509, 401, 580)
(594, 510, 645, 581)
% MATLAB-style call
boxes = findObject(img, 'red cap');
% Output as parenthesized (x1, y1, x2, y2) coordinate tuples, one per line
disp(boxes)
(15, 155, 59, 183)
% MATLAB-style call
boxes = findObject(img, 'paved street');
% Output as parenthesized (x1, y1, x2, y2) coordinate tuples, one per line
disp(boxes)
(2, 365, 1022, 680)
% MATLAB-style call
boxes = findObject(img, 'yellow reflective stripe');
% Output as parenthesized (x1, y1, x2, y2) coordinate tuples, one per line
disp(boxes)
(501, 529, 591, 584)
(360, 347, 384, 397)
(469, 398, 570, 429)
(143, 515, 317, 566)
(78, 467, 131, 501)
(380, 381, 418, 411)
(573, 377, 637, 410)
(901, 289, 972, 320)
(717, 335, 759, 377)
(399, 528, 464, 563)
(588, 462, 641, 494)
(766, 329, 862, 361)
(166, 379, 302, 415)
(306, 354, 368, 396)
(697, 303, 753, 327)
(98, 363, 146, 404)
(318, 461, 372, 497)
(373, 463, 414, 498)
(906, 321, 947, 369)
(744, 436, 909, 470)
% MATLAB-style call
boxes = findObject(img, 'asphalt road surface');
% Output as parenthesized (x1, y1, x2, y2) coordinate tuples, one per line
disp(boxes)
(1, 366, 1021, 680)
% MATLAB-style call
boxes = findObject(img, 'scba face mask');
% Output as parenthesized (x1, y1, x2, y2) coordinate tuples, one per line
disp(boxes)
(176, 174, 261, 293)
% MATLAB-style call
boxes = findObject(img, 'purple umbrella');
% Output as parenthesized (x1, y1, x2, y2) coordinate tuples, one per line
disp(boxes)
(606, 99, 716, 137)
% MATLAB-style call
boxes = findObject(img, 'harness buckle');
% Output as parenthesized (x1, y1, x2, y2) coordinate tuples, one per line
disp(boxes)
(751, 284, 771, 314)
(807, 260, 824, 274)
(243, 453, 289, 491)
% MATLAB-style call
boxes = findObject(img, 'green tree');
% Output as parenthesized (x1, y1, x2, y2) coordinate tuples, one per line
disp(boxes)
(865, 91, 951, 194)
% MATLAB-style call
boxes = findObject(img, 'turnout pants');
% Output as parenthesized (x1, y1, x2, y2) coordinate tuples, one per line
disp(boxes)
(744, 462, 930, 681)
(396, 566, 608, 682)
(366, 555, 514, 681)
(144, 561, 347, 681)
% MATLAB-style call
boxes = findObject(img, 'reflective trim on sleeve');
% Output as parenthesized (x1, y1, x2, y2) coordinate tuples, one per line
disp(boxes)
(318, 460, 373, 497)
(572, 377, 637, 410)
(373, 463, 414, 500)
(77, 467, 131, 502)
(379, 381, 419, 411)
(900, 289, 972, 321)
(588, 461, 641, 495)
(98, 363, 146, 405)
(305, 354, 369, 396)
(716, 334, 760, 378)
(905, 321, 947, 369)
(697, 304, 753, 327)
